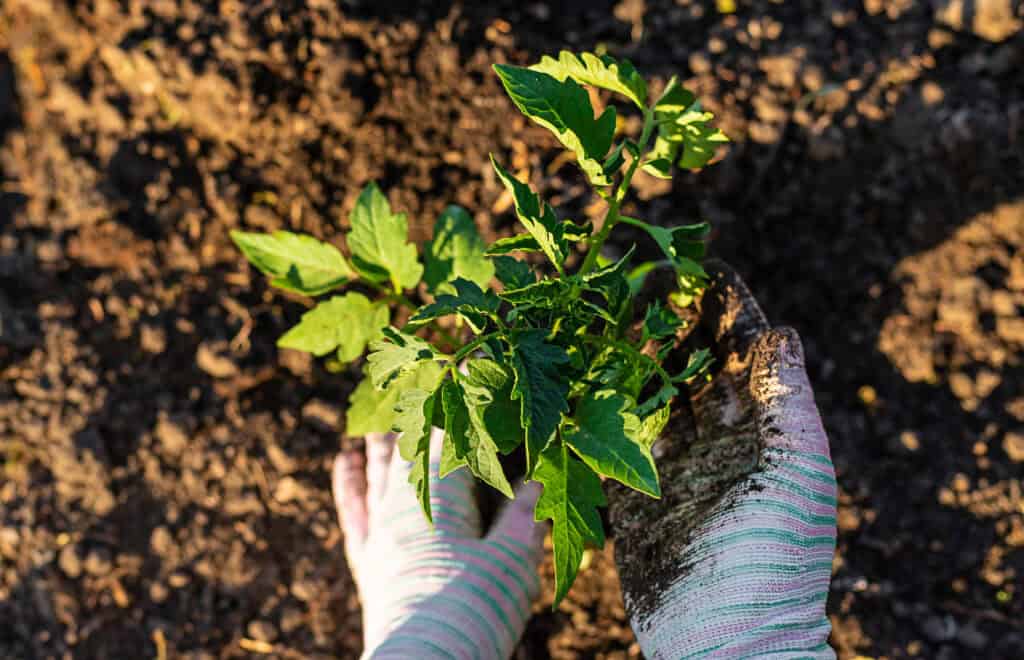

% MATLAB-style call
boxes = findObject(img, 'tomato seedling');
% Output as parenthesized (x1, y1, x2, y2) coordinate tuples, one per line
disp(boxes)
(233, 51, 727, 604)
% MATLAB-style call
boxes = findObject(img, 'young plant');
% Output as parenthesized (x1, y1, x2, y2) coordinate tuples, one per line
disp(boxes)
(232, 51, 727, 604)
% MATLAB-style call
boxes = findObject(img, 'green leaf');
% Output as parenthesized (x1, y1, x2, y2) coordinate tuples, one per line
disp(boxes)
(231, 230, 354, 296)
(565, 390, 660, 498)
(642, 80, 727, 175)
(636, 404, 671, 449)
(532, 441, 606, 606)
(582, 246, 634, 323)
(408, 278, 500, 333)
(530, 50, 648, 108)
(635, 221, 709, 290)
(584, 345, 646, 400)
(346, 361, 443, 436)
(499, 277, 575, 309)
(510, 330, 570, 475)
(423, 205, 495, 294)
(347, 183, 423, 291)
(440, 379, 514, 498)
(676, 113, 730, 170)
(490, 157, 568, 270)
(493, 65, 616, 186)
(672, 347, 713, 382)
(492, 256, 536, 289)
(277, 293, 389, 362)
(643, 300, 682, 343)
(460, 359, 525, 455)
(366, 327, 441, 389)
(393, 386, 440, 524)
(636, 382, 679, 417)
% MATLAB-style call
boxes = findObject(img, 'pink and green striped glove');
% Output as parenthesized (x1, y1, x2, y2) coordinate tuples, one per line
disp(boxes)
(609, 262, 838, 659)
(332, 428, 545, 659)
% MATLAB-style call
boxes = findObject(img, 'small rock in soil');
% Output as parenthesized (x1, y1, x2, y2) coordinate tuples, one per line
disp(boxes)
(922, 614, 958, 642)
(1003, 431, 1024, 462)
(196, 341, 239, 378)
(83, 547, 113, 576)
(247, 620, 279, 642)
(302, 398, 342, 432)
(957, 623, 988, 650)
(154, 418, 188, 456)
(58, 544, 82, 578)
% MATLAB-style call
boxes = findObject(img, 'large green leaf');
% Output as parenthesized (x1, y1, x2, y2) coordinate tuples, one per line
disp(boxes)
(346, 361, 443, 436)
(423, 205, 495, 294)
(532, 442, 606, 606)
(493, 65, 616, 186)
(366, 328, 440, 389)
(277, 293, 389, 362)
(510, 330, 570, 475)
(490, 157, 568, 270)
(530, 50, 647, 108)
(439, 379, 513, 498)
(460, 359, 524, 455)
(564, 390, 660, 498)
(231, 230, 353, 296)
(347, 183, 423, 291)
(393, 387, 440, 524)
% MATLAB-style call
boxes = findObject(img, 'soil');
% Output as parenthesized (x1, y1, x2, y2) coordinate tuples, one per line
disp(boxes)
(2, 0, 1023, 658)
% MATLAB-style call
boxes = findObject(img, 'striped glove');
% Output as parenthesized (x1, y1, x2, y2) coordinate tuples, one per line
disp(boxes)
(609, 262, 838, 659)
(332, 428, 545, 660)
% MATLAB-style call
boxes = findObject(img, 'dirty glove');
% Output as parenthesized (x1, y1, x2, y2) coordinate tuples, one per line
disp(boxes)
(609, 262, 838, 659)
(333, 428, 545, 659)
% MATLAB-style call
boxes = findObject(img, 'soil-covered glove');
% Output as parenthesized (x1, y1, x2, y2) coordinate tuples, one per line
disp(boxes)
(609, 261, 838, 659)
(332, 428, 545, 660)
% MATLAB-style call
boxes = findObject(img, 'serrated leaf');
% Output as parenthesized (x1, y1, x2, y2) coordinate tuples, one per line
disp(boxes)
(565, 390, 660, 498)
(635, 382, 679, 417)
(490, 157, 568, 270)
(492, 256, 536, 290)
(532, 442, 606, 606)
(510, 330, 570, 475)
(530, 50, 647, 108)
(347, 183, 423, 291)
(366, 328, 440, 389)
(672, 347, 714, 382)
(584, 345, 646, 400)
(393, 387, 440, 524)
(582, 246, 634, 323)
(643, 300, 682, 343)
(408, 278, 500, 333)
(485, 220, 591, 258)
(676, 113, 730, 170)
(277, 293, 389, 362)
(499, 277, 575, 309)
(493, 65, 616, 186)
(636, 404, 671, 449)
(346, 361, 443, 436)
(461, 359, 524, 455)
(231, 230, 354, 296)
(441, 379, 514, 498)
(423, 205, 495, 294)
(636, 221, 710, 290)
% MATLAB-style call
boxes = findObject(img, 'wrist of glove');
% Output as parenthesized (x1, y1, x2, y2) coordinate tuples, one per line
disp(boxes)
(609, 261, 838, 659)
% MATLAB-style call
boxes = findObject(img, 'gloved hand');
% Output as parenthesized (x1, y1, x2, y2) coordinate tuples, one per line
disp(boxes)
(332, 428, 545, 660)
(608, 261, 838, 659)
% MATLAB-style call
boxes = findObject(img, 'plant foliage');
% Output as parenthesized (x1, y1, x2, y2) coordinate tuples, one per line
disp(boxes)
(232, 50, 726, 605)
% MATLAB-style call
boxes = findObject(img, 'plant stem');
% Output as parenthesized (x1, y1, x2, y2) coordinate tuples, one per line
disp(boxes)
(578, 107, 656, 276)
(453, 332, 500, 362)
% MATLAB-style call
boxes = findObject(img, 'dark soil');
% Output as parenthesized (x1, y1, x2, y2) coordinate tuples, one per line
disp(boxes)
(2, 0, 1023, 658)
